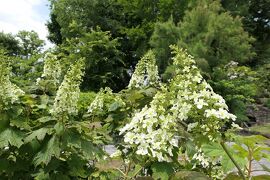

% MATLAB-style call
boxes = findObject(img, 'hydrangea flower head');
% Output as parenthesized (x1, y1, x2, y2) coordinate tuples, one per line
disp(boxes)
(128, 50, 159, 88)
(50, 58, 85, 118)
(120, 45, 236, 162)
(0, 55, 24, 108)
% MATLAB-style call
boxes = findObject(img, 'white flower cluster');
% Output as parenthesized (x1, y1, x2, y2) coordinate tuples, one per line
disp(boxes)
(192, 147, 225, 179)
(0, 60, 24, 108)
(50, 58, 85, 117)
(37, 53, 61, 86)
(120, 45, 236, 162)
(128, 50, 159, 88)
(88, 87, 125, 115)
(87, 87, 113, 114)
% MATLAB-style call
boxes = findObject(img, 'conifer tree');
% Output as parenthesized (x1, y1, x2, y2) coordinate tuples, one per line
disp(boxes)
(177, 0, 255, 69)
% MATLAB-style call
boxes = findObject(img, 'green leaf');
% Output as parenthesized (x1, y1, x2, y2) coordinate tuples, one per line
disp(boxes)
(54, 122, 65, 135)
(25, 128, 51, 143)
(67, 154, 87, 178)
(151, 162, 174, 180)
(221, 152, 247, 172)
(128, 164, 142, 178)
(108, 102, 121, 112)
(252, 175, 270, 180)
(37, 116, 55, 123)
(33, 135, 61, 166)
(201, 143, 224, 157)
(32, 169, 50, 180)
(0, 128, 24, 148)
(10, 117, 31, 130)
(81, 140, 103, 160)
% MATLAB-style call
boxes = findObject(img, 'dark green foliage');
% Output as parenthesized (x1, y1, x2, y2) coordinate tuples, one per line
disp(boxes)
(0, 32, 21, 56)
(16, 30, 45, 58)
(256, 63, 270, 97)
(46, 13, 63, 45)
(60, 28, 127, 91)
(222, 0, 270, 65)
(151, 162, 175, 180)
(177, 0, 255, 69)
(210, 62, 258, 122)
(150, 18, 181, 73)
(47, 0, 195, 91)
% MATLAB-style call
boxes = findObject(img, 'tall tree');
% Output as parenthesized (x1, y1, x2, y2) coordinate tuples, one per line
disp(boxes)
(16, 30, 45, 58)
(47, 0, 193, 90)
(0, 32, 21, 56)
(177, 0, 255, 70)
(60, 27, 126, 91)
(221, 0, 270, 64)
(149, 18, 181, 73)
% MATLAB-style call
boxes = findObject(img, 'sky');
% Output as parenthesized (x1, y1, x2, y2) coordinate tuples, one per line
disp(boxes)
(0, 0, 53, 49)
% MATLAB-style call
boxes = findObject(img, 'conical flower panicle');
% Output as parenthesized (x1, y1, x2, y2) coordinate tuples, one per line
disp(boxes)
(120, 45, 236, 162)
(128, 50, 159, 88)
(37, 53, 61, 87)
(50, 58, 85, 117)
(88, 87, 125, 115)
(87, 87, 113, 114)
(0, 57, 24, 107)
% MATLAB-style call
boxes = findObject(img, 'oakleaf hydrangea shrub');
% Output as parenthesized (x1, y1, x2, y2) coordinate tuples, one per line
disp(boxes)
(88, 87, 114, 114)
(0, 53, 24, 108)
(128, 50, 159, 89)
(36, 52, 62, 93)
(50, 58, 85, 118)
(120, 46, 237, 166)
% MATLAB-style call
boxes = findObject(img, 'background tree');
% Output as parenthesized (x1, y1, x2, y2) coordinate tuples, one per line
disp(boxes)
(149, 18, 181, 74)
(59, 27, 126, 91)
(177, 0, 255, 71)
(47, 0, 193, 91)
(16, 30, 45, 58)
(0, 32, 21, 56)
(221, 0, 270, 65)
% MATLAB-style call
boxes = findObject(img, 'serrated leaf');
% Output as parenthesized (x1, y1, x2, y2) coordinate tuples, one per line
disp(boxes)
(66, 130, 81, 149)
(33, 135, 60, 166)
(151, 162, 174, 180)
(81, 140, 103, 159)
(221, 152, 247, 172)
(201, 143, 224, 157)
(0, 128, 24, 148)
(10, 117, 31, 130)
(25, 128, 51, 143)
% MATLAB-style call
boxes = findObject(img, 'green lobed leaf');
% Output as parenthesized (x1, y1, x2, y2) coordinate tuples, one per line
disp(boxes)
(33, 135, 61, 166)
(25, 127, 52, 143)
(151, 162, 174, 180)
(0, 128, 24, 148)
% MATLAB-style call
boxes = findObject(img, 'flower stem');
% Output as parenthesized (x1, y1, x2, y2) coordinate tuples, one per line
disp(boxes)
(220, 141, 246, 180)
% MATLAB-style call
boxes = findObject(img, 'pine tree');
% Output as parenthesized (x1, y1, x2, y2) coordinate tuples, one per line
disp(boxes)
(177, 0, 255, 70)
